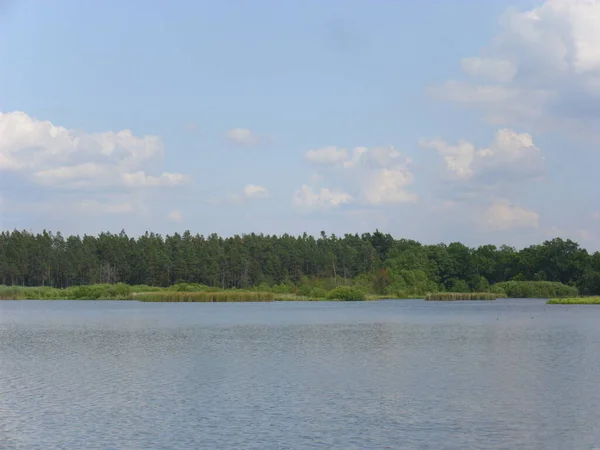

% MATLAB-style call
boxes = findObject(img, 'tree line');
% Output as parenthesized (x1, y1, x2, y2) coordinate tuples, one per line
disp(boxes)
(0, 229, 599, 295)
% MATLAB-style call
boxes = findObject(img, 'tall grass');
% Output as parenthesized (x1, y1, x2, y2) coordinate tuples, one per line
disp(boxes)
(547, 297, 600, 305)
(275, 293, 324, 301)
(0, 286, 25, 300)
(493, 281, 577, 298)
(425, 292, 498, 301)
(134, 291, 274, 302)
(0, 284, 136, 300)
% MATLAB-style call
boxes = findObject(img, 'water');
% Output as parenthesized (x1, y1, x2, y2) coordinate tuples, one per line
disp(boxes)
(1, 299, 599, 449)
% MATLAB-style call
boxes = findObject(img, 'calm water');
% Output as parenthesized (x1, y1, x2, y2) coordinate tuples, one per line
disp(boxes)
(1, 299, 599, 449)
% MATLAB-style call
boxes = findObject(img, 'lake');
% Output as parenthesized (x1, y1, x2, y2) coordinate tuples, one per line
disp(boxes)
(1, 299, 599, 449)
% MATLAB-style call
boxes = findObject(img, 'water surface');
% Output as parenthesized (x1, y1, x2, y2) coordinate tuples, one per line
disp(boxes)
(1, 299, 599, 449)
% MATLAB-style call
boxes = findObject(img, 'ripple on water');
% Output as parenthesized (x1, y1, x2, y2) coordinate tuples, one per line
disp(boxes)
(0, 299, 599, 449)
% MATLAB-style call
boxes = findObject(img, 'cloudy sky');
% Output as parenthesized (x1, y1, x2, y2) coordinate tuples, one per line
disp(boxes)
(1, 0, 599, 249)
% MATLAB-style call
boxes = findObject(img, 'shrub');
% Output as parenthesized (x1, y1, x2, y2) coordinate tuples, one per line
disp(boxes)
(493, 281, 577, 298)
(325, 286, 366, 301)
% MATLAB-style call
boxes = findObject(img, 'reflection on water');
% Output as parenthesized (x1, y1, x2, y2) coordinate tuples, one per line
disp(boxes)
(1, 299, 599, 449)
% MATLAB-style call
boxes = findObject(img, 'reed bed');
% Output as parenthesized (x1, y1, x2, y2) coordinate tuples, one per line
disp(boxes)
(274, 293, 324, 301)
(547, 297, 600, 305)
(134, 291, 275, 302)
(0, 287, 25, 300)
(424, 292, 498, 301)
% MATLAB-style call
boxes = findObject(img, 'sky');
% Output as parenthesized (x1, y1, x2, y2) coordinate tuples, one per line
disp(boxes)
(1, 0, 600, 250)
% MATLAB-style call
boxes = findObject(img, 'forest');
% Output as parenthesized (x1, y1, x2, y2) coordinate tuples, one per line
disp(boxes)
(0, 229, 599, 298)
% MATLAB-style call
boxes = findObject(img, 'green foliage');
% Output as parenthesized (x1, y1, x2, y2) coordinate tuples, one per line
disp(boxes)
(447, 278, 470, 293)
(547, 297, 600, 305)
(425, 292, 498, 301)
(325, 286, 366, 301)
(493, 281, 577, 298)
(135, 291, 274, 302)
(0, 231, 599, 298)
(489, 284, 507, 297)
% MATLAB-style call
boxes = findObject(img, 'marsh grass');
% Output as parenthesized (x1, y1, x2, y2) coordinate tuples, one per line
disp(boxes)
(274, 293, 325, 301)
(134, 291, 274, 302)
(0, 283, 138, 300)
(0, 287, 25, 300)
(547, 297, 600, 305)
(425, 292, 498, 301)
(493, 281, 577, 298)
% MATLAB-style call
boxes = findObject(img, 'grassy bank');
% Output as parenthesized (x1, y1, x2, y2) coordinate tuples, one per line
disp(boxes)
(546, 297, 600, 305)
(134, 291, 274, 302)
(425, 292, 498, 301)
(0, 284, 136, 300)
(493, 281, 577, 298)
(0, 279, 579, 302)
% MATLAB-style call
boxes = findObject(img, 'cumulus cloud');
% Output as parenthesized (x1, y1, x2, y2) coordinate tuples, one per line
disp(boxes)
(292, 185, 353, 209)
(0, 111, 189, 220)
(296, 145, 417, 208)
(167, 210, 183, 223)
(429, 0, 600, 135)
(243, 184, 268, 198)
(226, 128, 262, 145)
(420, 128, 545, 184)
(362, 169, 417, 205)
(210, 184, 269, 205)
(460, 57, 517, 83)
(305, 146, 348, 164)
(0, 111, 189, 190)
(122, 171, 190, 188)
(477, 199, 540, 231)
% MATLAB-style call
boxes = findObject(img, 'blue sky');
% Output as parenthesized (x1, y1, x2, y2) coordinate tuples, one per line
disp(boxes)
(1, 0, 599, 250)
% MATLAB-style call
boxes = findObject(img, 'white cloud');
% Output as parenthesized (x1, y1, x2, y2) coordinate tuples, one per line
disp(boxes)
(363, 168, 418, 205)
(297, 145, 417, 207)
(430, 0, 600, 134)
(226, 128, 262, 145)
(243, 184, 268, 198)
(305, 146, 348, 164)
(167, 209, 183, 223)
(419, 138, 476, 180)
(0, 111, 189, 190)
(210, 184, 269, 205)
(460, 57, 517, 83)
(0, 111, 189, 220)
(420, 128, 544, 183)
(122, 171, 190, 187)
(477, 199, 540, 230)
(292, 185, 353, 209)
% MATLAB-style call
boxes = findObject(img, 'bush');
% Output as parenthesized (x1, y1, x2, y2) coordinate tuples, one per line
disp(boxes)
(492, 281, 577, 298)
(325, 286, 366, 301)
(309, 286, 328, 299)
(490, 284, 507, 297)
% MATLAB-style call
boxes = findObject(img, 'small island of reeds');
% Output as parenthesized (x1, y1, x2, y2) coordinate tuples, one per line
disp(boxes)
(424, 292, 499, 301)
(546, 297, 600, 305)
(134, 291, 275, 302)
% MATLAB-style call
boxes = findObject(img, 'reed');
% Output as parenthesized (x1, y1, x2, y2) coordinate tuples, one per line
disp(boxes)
(134, 291, 274, 302)
(274, 293, 324, 301)
(0, 287, 26, 300)
(546, 297, 600, 305)
(424, 292, 498, 301)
